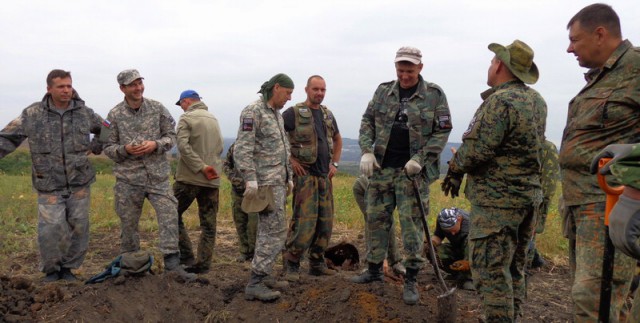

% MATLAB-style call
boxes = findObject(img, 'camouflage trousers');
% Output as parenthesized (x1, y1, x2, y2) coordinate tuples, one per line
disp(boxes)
(173, 181, 218, 268)
(251, 185, 287, 276)
(285, 174, 334, 264)
(469, 204, 536, 322)
(37, 186, 90, 274)
(114, 180, 179, 255)
(437, 243, 470, 280)
(231, 187, 258, 257)
(631, 285, 640, 323)
(365, 168, 427, 270)
(564, 202, 635, 322)
(352, 176, 401, 265)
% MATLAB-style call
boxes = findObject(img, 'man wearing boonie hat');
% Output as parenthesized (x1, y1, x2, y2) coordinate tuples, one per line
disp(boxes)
(431, 207, 472, 290)
(353, 46, 452, 306)
(103, 69, 196, 282)
(172, 89, 224, 274)
(441, 39, 547, 321)
(234, 73, 295, 302)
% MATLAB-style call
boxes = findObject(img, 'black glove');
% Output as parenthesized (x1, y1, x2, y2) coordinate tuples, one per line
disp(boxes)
(590, 144, 634, 175)
(89, 137, 103, 155)
(441, 168, 464, 198)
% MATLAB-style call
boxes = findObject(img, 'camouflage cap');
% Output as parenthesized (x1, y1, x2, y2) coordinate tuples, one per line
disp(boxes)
(241, 187, 275, 213)
(394, 46, 422, 65)
(117, 69, 144, 86)
(488, 40, 539, 84)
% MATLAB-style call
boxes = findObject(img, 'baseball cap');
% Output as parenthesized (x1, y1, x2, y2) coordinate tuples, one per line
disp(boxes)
(394, 46, 422, 64)
(175, 90, 201, 105)
(117, 69, 144, 86)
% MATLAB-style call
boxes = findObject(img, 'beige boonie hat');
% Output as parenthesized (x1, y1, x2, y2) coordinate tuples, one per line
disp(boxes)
(488, 40, 539, 84)
(394, 46, 422, 65)
(117, 69, 144, 86)
(241, 187, 275, 213)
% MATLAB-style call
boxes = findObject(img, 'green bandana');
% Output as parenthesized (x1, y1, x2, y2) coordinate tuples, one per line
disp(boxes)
(258, 73, 294, 102)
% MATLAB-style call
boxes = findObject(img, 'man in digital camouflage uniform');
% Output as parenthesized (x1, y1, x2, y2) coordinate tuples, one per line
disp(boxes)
(0, 69, 104, 282)
(352, 46, 452, 306)
(527, 139, 559, 270)
(103, 69, 194, 281)
(442, 40, 547, 321)
(352, 175, 405, 276)
(235, 73, 294, 302)
(173, 90, 224, 274)
(591, 143, 640, 322)
(223, 142, 258, 262)
(560, 4, 640, 321)
(281, 75, 343, 281)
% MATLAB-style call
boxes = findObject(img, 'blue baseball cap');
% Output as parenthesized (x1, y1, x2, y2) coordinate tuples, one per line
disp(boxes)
(175, 90, 201, 105)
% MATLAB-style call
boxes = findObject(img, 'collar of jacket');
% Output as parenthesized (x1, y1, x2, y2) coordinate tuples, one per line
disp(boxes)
(40, 93, 84, 111)
(480, 79, 525, 100)
(385, 74, 427, 99)
(186, 101, 208, 112)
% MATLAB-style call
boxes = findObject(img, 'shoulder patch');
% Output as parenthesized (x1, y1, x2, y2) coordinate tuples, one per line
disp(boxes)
(437, 114, 452, 129)
(462, 115, 477, 138)
(102, 119, 111, 128)
(242, 117, 254, 131)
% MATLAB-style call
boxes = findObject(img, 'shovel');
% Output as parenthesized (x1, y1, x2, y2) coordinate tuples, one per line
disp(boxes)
(596, 157, 624, 323)
(409, 174, 457, 322)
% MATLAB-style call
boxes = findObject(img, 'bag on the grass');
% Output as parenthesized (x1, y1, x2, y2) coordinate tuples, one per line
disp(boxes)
(85, 251, 153, 284)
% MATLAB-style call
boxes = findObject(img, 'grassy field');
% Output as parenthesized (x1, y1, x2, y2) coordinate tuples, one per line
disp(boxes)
(0, 172, 568, 267)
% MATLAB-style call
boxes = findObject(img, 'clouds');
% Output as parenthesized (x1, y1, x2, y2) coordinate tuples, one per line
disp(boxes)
(0, 0, 638, 146)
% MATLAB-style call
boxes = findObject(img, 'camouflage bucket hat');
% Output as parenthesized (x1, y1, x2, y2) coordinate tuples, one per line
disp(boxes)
(241, 187, 275, 213)
(488, 40, 539, 84)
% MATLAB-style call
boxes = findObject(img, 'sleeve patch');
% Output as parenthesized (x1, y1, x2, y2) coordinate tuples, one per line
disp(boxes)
(437, 114, 452, 129)
(242, 117, 254, 131)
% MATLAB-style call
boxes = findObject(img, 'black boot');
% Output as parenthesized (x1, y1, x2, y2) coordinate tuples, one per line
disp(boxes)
(59, 268, 78, 282)
(284, 260, 300, 282)
(403, 268, 419, 305)
(350, 262, 383, 284)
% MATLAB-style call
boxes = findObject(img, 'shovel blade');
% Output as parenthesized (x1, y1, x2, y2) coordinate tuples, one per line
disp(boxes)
(436, 288, 457, 323)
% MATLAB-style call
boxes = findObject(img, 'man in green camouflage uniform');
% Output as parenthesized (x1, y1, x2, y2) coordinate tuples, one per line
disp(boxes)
(282, 75, 343, 281)
(235, 73, 294, 302)
(103, 69, 194, 281)
(0, 69, 104, 282)
(173, 90, 224, 274)
(223, 142, 258, 262)
(352, 175, 405, 275)
(592, 144, 640, 323)
(442, 40, 547, 321)
(527, 140, 559, 270)
(560, 4, 640, 321)
(352, 46, 452, 306)
(431, 207, 473, 290)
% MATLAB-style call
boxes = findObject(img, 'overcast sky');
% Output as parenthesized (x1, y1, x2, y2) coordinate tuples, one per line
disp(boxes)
(0, 0, 638, 147)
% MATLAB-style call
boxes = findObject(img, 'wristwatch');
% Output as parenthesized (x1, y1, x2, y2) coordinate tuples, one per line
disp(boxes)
(332, 162, 339, 168)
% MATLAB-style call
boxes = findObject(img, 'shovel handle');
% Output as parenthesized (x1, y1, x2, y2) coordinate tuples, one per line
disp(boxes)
(597, 158, 624, 226)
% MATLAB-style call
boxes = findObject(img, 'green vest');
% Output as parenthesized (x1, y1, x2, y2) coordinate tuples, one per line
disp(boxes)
(288, 103, 335, 165)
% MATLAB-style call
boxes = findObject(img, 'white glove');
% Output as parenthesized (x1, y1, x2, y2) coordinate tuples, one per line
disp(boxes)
(404, 159, 422, 176)
(244, 181, 258, 199)
(360, 153, 380, 177)
(287, 180, 294, 196)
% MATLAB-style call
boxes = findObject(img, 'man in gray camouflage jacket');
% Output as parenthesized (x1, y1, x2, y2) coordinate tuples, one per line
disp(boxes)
(0, 69, 104, 282)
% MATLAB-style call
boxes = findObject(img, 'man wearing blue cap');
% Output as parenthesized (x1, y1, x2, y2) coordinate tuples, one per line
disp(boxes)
(173, 90, 223, 274)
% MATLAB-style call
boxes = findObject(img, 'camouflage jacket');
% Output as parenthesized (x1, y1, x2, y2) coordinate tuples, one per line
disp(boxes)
(175, 101, 223, 188)
(559, 40, 640, 206)
(359, 75, 452, 179)
(610, 143, 640, 190)
(0, 95, 103, 193)
(450, 80, 547, 208)
(103, 97, 176, 185)
(541, 140, 559, 206)
(222, 142, 245, 191)
(234, 96, 292, 186)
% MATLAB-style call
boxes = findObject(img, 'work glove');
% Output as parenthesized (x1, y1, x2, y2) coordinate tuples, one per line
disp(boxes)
(608, 194, 640, 259)
(441, 168, 464, 198)
(203, 166, 219, 180)
(287, 180, 294, 196)
(404, 159, 422, 176)
(590, 144, 635, 175)
(360, 153, 380, 177)
(449, 260, 470, 272)
(244, 181, 258, 199)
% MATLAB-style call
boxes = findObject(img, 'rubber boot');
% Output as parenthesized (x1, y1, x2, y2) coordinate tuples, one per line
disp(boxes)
(309, 259, 336, 276)
(351, 262, 383, 284)
(164, 253, 197, 282)
(245, 272, 281, 302)
(403, 268, 419, 305)
(284, 260, 300, 282)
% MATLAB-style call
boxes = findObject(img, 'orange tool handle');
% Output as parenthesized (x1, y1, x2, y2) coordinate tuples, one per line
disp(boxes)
(597, 158, 624, 226)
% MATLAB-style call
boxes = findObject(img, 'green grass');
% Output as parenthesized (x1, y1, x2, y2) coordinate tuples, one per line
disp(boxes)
(0, 172, 567, 266)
